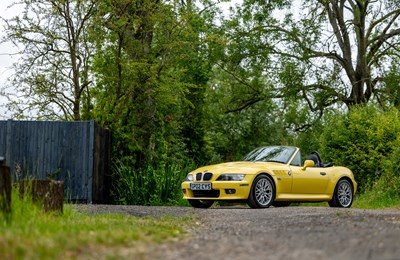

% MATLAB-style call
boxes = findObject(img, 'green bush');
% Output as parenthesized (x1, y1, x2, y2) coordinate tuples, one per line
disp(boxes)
(110, 160, 191, 205)
(320, 105, 400, 192)
(355, 145, 400, 208)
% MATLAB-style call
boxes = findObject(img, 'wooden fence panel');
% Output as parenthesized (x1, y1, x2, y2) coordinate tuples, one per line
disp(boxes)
(0, 120, 111, 203)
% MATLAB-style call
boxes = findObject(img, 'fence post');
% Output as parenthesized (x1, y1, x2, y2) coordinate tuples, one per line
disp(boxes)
(5, 120, 12, 173)
(0, 157, 11, 214)
(19, 180, 64, 213)
(87, 120, 95, 203)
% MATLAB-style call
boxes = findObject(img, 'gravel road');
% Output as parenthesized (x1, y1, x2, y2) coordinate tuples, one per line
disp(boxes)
(75, 205, 400, 260)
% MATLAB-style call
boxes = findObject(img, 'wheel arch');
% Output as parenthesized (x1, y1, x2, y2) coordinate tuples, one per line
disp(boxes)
(332, 167, 357, 192)
(247, 172, 276, 208)
(330, 176, 355, 200)
(338, 176, 355, 190)
(247, 172, 277, 198)
(256, 172, 277, 186)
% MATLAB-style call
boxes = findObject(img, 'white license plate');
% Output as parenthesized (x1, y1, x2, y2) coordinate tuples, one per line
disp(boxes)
(190, 183, 212, 190)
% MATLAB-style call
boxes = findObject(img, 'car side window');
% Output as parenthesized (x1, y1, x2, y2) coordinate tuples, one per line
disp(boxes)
(290, 151, 301, 166)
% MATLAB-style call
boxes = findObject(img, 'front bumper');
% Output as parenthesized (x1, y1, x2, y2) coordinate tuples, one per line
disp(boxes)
(181, 181, 252, 200)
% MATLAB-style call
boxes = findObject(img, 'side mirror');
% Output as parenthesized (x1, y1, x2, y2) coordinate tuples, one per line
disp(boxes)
(302, 159, 315, 170)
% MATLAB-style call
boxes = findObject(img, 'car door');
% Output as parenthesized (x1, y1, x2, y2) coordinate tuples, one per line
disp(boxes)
(289, 165, 330, 194)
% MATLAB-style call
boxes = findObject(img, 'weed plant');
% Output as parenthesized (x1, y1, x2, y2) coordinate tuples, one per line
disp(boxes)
(111, 160, 192, 205)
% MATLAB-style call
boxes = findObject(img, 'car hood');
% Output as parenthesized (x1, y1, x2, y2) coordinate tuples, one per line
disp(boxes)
(191, 161, 281, 175)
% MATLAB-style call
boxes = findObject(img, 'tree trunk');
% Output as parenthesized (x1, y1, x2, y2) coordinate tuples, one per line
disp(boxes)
(19, 180, 64, 213)
(0, 166, 12, 214)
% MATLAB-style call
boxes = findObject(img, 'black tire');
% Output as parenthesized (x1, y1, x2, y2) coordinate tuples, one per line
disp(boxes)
(188, 199, 214, 208)
(329, 179, 353, 208)
(272, 201, 291, 207)
(247, 175, 275, 208)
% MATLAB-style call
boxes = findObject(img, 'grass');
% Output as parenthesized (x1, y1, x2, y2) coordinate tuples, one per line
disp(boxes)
(352, 173, 400, 209)
(353, 190, 400, 209)
(0, 190, 191, 259)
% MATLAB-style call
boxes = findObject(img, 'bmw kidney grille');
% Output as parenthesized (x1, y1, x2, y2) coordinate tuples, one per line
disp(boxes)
(195, 172, 213, 181)
(203, 172, 213, 180)
(196, 172, 202, 181)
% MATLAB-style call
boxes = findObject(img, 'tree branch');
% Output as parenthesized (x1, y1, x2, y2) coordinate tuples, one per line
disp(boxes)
(366, 9, 400, 40)
(367, 28, 400, 63)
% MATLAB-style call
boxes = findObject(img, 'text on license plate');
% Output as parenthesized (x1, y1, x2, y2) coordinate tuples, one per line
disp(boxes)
(190, 183, 212, 190)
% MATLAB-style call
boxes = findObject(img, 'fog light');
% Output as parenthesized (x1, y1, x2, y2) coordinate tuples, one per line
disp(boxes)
(225, 189, 236, 194)
(182, 189, 186, 194)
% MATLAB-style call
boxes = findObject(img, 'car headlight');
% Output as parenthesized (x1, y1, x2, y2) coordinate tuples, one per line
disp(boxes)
(216, 174, 245, 181)
(185, 174, 193, 181)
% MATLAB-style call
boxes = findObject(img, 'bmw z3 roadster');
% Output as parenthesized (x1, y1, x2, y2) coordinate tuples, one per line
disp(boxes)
(182, 146, 357, 208)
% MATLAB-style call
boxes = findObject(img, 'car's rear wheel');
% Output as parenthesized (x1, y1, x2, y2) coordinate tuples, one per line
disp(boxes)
(188, 199, 214, 208)
(329, 179, 353, 208)
(247, 175, 275, 208)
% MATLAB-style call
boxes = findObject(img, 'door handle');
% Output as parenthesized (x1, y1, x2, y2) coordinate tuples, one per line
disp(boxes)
(320, 172, 326, 176)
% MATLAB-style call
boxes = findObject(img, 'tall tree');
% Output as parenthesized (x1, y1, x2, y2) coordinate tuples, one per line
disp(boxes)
(92, 0, 219, 166)
(1, 0, 98, 120)
(178, 0, 221, 164)
(220, 0, 400, 118)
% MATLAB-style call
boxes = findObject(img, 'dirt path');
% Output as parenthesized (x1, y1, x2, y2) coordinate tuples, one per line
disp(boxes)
(75, 205, 400, 260)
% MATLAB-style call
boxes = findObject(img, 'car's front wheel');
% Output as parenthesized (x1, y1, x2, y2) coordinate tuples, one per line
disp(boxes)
(188, 199, 214, 208)
(329, 179, 353, 208)
(247, 175, 275, 208)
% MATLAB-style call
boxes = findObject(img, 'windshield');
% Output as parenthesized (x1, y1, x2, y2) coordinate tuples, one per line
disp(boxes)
(242, 146, 297, 164)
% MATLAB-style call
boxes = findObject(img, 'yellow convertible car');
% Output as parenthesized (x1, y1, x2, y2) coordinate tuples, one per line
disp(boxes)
(182, 146, 357, 208)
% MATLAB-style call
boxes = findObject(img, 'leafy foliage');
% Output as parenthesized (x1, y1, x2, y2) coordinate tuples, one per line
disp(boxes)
(217, 0, 400, 117)
(320, 105, 400, 191)
(91, 0, 219, 169)
(354, 149, 400, 208)
(203, 77, 290, 162)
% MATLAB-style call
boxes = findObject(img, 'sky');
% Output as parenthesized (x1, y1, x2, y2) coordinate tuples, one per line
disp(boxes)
(0, 0, 22, 119)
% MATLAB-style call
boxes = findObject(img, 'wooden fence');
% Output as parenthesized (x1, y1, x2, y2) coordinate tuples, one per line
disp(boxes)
(0, 120, 111, 203)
